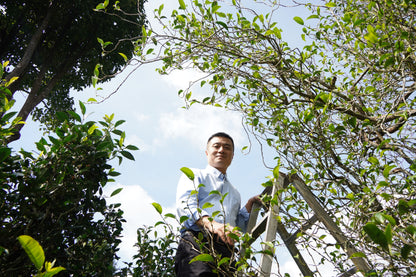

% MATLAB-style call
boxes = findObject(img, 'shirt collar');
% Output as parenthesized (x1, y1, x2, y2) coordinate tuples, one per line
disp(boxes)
(206, 165, 227, 180)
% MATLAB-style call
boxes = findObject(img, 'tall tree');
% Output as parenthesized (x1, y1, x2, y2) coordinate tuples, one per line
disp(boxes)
(0, 71, 139, 275)
(126, 0, 415, 275)
(0, 0, 146, 140)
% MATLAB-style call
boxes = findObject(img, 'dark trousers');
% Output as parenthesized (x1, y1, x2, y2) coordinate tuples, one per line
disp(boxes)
(175, 231, 236, 277)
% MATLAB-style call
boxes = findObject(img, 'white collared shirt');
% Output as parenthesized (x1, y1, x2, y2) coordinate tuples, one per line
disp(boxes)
(176, 165, 250, 233)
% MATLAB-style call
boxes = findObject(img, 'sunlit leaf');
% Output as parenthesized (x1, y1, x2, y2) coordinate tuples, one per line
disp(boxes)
(178, 0, 186, 10)
(180, 167, 195, 180)
(152, 202, 163, 214)
(17, 235, 45, 271)
(293, 16, 304, 25)
(190, 254, 214, 263)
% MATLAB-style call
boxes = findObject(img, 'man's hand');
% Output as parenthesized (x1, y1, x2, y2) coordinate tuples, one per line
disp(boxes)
(197, 216, 238, 246)
(245, 195, 262, 213)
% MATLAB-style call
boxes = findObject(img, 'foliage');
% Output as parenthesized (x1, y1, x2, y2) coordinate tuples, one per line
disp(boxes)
(0, 0, 146, 139)
(18, 235, 65, 277)
(131, 224, 177, 277)
(0, 66, 138, 276)
(123, 0, 416, 275)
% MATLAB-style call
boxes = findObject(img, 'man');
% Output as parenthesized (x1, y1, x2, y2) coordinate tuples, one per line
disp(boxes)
(175, 132, 259, 276)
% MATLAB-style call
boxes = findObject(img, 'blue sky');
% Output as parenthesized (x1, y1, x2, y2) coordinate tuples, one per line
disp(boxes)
(9, 1, 341, 275)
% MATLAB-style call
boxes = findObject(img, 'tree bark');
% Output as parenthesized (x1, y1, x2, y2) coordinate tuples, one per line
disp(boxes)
(3, 3, 53, 92)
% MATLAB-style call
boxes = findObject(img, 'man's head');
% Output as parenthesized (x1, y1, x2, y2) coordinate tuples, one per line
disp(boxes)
(206, 132, 234, 174)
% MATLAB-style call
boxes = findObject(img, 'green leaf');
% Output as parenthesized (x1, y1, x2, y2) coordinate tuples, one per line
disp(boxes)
(68, 111, 81, 122)
(383, 165, 395, 178)
(56, 111, 69, 122)
(401, 244, 413, 259)
(212, 211, 221, 218)
(43, 261, 65, 277)
(88, 124, 98, 135)
(121, 151, 135, 160)
(385, 223, 392, 245)
(87, 98, 97, 103)
(119, 52, 128, 62)
(382, 214, 396, 226)
(202, 202, 214, 209)
(363, 223, 388, 250)
(95, 0, 109, 10)
(374, 213, 384, 224)
(178, 0, 186, 10)
(108, 171, 121, 177)
(0, 147, 11, 162)
(364, 31, 378, 43)
(228, 232, 240, 241)
(190, 254, 214, 263)
(351, 252, 366, 258)
(218, 257, 230, 267)
(307, 14, 319, 20)
(152, 202, 163, 214)
(43, 266, 66, 277)
(272, 164, 280, 179)
(368, 156, 379, 165)
(293, 16, 304, 25)
(0, 111, 17, 122)
(126, 145, 139, 151)
(164, 213, 176, 219)
(4, 76, 18, 87)
(111, 188, 123, 197)
(79, 101, 86, 115)
(180, 167, 195, 180)
(216, 21, 228, 30)
(405, 225, 416, 239)
(114, 119, 126, 127)
(180, 216, 189, 223)
(398, 199, 409, 215)
(17, 235, 45, 271)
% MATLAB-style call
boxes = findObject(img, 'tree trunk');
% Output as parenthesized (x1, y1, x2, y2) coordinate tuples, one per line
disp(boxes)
(3, 3, 53, 93)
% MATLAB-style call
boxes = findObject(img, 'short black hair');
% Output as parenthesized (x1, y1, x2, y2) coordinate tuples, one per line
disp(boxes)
(207, 132, 234, 151)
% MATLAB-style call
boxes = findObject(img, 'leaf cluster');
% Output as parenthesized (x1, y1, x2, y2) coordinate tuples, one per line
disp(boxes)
(0, 84, 138, 276)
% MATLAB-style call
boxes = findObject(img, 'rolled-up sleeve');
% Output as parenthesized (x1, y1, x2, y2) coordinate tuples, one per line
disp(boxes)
(236, 206, 250, 232)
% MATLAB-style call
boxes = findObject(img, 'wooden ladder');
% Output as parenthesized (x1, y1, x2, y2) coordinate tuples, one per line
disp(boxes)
(244, 173, 371, 276)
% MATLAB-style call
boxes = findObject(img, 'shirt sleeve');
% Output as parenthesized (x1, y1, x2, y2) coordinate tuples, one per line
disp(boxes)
(176, 172, 209, 231)
(236, 205, 250, 233)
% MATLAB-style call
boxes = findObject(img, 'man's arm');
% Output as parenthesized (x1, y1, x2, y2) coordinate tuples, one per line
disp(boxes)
(176, 173, 209, 230)
(196, 216, 236, 246)
(245, 195, 261, 213)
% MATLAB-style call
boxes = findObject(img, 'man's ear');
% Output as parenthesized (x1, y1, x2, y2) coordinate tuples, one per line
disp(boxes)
(205, 150, 208, 156)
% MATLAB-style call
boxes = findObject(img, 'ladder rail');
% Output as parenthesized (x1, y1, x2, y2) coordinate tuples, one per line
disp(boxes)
(241, 172, 372, 276)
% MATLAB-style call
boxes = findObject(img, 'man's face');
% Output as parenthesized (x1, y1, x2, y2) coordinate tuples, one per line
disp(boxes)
(205, 136, 234, 174)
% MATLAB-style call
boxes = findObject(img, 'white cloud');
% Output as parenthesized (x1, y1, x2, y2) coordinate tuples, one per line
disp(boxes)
(133, 112, 150, 122)
(102, 183, 176, 265)
(156, 105, 246, 150)
(161, 68, 207, 91)
(124, 134, 149, 153)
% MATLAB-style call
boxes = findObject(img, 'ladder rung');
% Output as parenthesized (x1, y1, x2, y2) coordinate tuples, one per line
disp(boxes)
(285, 214, 319, 245)
(337, 266, 357, 277)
